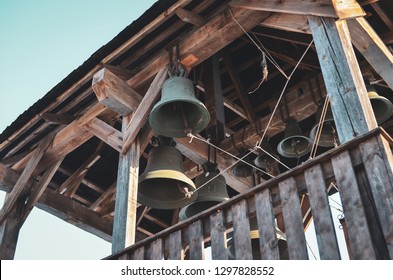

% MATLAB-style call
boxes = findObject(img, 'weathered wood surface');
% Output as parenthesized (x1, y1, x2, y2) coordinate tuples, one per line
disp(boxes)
(309, 16, 377, 144)
(188, 220, 204, 260)
(279, 177, 308, 260)
(112, 116, 141, 254)
(332, 150, 376, 259)
(255, 189, 280, 260)
(85, 118, 123, 152)
(359, 136, 393, 257)
(147, 238, 164, 260)
(232, 199, 253, 260)
(331, 0, 366, 19)
(132, 246, 145, 260)
(168, 230, 183, 260)
(210, 210, 228, 260)
(304, 164, 341, 259)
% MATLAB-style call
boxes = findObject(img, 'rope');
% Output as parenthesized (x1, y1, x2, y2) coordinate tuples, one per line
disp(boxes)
(309, 96, 331, 159)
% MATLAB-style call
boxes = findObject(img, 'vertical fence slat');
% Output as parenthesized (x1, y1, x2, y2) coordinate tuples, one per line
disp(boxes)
(210, 210, 228, 260)
(359, 136, 393, 257)
(189, 220, 204, 260)
(168, 230, 183, 260)
(255, 189, 280, 260)
(279, 177, 308, 260)
(132, 246, 145, 260)
(305, 164, 341, 260)
(147, 238, 163, 260)
(332, 150, 376, 259)
(232, 199, 253, 260)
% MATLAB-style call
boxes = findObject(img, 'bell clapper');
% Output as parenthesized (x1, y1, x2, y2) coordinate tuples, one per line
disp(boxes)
(178, 183, 192, 198)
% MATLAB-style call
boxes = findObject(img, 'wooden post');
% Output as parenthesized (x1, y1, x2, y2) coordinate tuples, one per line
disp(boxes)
(112, 116, 140, 254)
(0, 194, 24, 259)
(308, 16, 377, 144)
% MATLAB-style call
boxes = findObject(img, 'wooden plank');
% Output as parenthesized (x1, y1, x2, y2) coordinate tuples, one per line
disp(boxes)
(188, 220, 204, 260)
(175, 7, 206, 27)
(0, 135, 53, 224)
(127, 8, 270, 86)
(210, 210, 228, 260)
(42, 112, 76, 125)
(0, 194, 24, 259)
(359, 136, 393, 257)
(89, 182, 116, 212)
(348, 17, 393, 90)
(168, 230, 183, 260)
(304, 164, 341, 259)
(331, 150, 376, 259)
(261, 13, 311, 34)
(92, 68, 142, 116)
(231, 199, 253, 260)
(309, 16, 377, 144)
(230, 0, 336, 17)
(122, 67, 168, 154)
(21, 157, 64, 224)
(85, 118, 123, 152)
(332, 0, 366, 19)
(147, 238, 164, 260)
(132, 246, 145, 260)
(255, 189, 280, 260)
(112, 116, 141, 254)
(279, 177, 308, 260)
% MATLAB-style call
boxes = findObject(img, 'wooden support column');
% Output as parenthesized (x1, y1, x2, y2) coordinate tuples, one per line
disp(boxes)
(112, 116, 140, 254)
(309, 16, 377, 144)
(0, 194, 25, 259)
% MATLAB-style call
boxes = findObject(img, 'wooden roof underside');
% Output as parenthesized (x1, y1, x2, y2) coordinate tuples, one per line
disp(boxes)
(0, 0, 392, 242)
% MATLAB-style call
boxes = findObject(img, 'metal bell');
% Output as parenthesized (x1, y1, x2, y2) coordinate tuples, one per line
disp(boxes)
(138, 136, 197, 209)
(367, 85, 393, 125)
(309, 105, 339, 148)
(179, 163, 229, 221)
(149, 75, 210, 138)
(254, 140, 280, 171)
(232, 148, 254, 177)
(277, 118, 312, 158)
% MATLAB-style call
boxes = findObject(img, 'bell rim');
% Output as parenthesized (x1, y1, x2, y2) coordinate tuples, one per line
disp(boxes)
(139, 169, 196, 191)
(369, 96, 393, 124)
(179, 198, 229, 221)
(277, 135, 312, 158)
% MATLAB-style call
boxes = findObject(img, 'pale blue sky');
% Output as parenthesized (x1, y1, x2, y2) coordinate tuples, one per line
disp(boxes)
(0, 0, 156, 259)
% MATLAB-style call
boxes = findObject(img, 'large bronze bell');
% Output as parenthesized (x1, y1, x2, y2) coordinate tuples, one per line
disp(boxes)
(277, 118, 312, 158)
(228, 218, 289, 260)
(149, 75, 210, 138)
(179, 163, 229, 221)
(254, 140, 280, 173)
(309, 105, 339, 148)
(232, 148, 254, 177)
(138, 136, 197, 209)
(367, 85, 393, 125)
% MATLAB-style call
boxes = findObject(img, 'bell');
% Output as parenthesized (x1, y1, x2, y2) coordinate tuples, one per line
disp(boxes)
(228, 217, 289, 260)
(254, 140, 280, 171)
(277, 118, 312, 158)
(149, 75, 210, 138)
(179, 163, 229, 221)
(309, 105, 339, 148)
(232, 148, 254, 177)
(138, 136, 197, 209)
(367, 85, 393, 125)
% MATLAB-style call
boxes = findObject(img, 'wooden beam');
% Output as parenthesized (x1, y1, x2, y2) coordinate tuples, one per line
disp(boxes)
(260, 13, 311, 34)
(370, 2, 393, 31)
(0, 194, 25, 259)
(175, 8, 207, 27)
(0, 162, 113, 241)
(222, 50, 256, 122)
(223, 97, 249, 121)
(85, 117, 123, 152)
(348, 17, 393, 90)
(0, 136, 53, 224)
(331, 0, 366, 19)
(89, 182, 116, 212)
(112, 116, 141, 254)
(309, 16, 377, 143)
(92, 68, 143, 116)
(122, 67, 168, 154)
(127, 8, 270, 87)
(230, 0, 337, 17)
(42, 112, 76, 125)
(21, 158, 64, 224)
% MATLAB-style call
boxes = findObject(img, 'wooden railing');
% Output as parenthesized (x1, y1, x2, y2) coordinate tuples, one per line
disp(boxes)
(105, 128, 393, 260)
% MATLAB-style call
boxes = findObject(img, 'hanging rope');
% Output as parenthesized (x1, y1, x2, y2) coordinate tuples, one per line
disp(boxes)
(309, 96, 331, 159)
